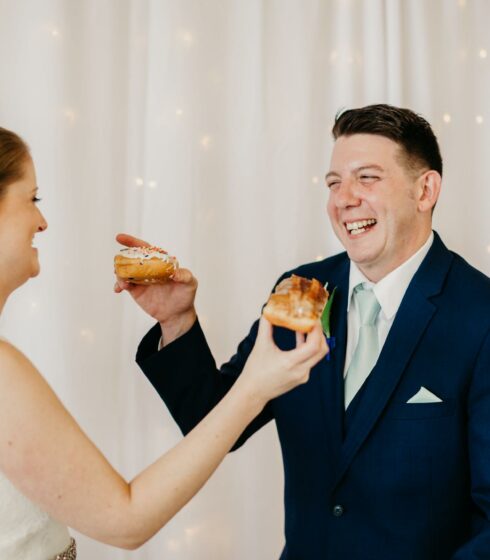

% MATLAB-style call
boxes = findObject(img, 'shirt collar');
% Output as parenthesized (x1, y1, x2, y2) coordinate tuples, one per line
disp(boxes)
(347, 231, 434, 319)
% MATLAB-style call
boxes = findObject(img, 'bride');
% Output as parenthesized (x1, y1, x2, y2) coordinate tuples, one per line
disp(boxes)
(0, 126, 327, 559)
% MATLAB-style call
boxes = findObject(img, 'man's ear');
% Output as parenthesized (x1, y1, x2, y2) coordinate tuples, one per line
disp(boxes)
(417, 170, 441, 213)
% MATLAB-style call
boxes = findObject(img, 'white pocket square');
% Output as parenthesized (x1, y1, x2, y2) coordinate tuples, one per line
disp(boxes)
(406, 386, 443, 404)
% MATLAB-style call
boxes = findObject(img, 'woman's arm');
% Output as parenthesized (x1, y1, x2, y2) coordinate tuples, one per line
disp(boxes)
(0, 318, 326, 549)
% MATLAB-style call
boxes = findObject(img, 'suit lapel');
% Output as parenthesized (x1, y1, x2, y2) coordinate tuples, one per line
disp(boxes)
(317, 257, 350, 461)
(330, 232, 454, 491)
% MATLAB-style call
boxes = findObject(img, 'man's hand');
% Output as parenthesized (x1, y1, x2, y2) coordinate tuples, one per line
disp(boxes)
(114, 233, 198, 345)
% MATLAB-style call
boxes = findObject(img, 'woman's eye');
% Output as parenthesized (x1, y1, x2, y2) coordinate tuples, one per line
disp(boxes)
(33, 197, 42, 203)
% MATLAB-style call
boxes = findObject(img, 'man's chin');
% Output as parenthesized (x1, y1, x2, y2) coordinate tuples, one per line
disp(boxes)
(346, 245, 376, 263)
(346, 248, 380, 271)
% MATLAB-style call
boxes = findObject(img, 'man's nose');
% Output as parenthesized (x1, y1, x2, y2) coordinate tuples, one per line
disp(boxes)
(334, 178, 361, 208)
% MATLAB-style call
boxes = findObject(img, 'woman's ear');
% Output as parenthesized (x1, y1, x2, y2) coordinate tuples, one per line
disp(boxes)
(417, 170, 441, 213)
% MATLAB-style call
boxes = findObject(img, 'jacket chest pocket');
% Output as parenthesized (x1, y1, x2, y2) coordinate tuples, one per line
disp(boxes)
(386, 399, 456, 420)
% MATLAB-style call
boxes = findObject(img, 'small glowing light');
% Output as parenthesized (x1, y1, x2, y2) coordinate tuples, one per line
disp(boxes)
(476, 115, 484, 124)
(31, 302, 39, 310)
(135, 177, 144, 187)
(179, 29, 195, 46)
(175, 108, 184, 117)
(185, 525, 200, 538)
(80, 328, 95, 343)
(312, 176, 319, 184)
(443, 113, 451, 124)
(63, 109, 77, 124)
(200, 135, 211, 149)
(148, 180, 157, 189)
(45, 24, 62, 39)
(329, 50, 338, 63)
(199, 208, 215, 225)
(479, 49, 487, 59)
(458, 0, 466, 6)
(166, 539, 181, 552)
(315, 255, 324, 262)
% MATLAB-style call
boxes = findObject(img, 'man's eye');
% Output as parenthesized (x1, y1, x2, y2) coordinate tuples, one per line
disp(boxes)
(360, 175, 378, 181)
(327, 181, 340, 189)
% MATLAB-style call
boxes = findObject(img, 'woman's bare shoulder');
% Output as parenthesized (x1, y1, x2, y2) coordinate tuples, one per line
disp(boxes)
(0, 338, 34, 369)
(0, 339, 47, 396)
(0, 338, 27, 366)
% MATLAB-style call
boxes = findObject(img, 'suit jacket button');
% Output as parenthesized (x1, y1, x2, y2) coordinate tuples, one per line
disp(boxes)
(332, 504, 344, 517)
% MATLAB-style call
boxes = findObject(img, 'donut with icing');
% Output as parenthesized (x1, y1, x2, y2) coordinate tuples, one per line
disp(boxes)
(114, 246, 178, 284)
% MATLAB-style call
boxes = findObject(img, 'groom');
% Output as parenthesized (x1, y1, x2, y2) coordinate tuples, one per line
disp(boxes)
(117, 104, 490, 559)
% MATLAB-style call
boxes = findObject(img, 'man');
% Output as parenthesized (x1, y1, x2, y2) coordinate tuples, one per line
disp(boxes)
(116, 105, 490, 559)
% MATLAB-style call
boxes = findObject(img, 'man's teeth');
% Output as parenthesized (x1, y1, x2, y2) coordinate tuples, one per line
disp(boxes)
(346, 219, 376, 234)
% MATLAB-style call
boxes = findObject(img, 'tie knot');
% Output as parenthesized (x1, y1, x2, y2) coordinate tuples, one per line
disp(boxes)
(354, 283, 380, 326)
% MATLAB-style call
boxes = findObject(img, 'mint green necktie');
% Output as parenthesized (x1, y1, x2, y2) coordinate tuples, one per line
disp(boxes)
(344, 283, 381, 409)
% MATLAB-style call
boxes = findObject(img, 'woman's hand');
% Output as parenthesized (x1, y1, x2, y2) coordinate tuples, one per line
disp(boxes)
(236, 316, 328, 409)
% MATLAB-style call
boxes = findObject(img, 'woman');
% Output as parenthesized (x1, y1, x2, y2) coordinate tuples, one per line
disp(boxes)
(0, 126, 327, 559)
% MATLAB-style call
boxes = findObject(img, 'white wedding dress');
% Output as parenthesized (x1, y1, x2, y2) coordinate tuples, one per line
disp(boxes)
(0, 469, 72, 560)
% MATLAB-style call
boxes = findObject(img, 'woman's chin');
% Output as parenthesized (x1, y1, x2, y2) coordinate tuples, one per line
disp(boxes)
(30, 258, 41, 278)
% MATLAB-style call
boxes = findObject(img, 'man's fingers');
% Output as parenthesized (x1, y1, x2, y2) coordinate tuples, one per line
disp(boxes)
(116, 233, 151, 248)
(171, 268, 197, 285)
(114, 278, 134, 293)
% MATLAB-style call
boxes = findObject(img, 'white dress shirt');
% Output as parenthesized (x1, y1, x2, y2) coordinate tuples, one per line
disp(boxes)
(343, 231, 434, 376)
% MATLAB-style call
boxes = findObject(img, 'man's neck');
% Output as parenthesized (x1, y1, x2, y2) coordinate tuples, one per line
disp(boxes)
(356, 231, 434, 284)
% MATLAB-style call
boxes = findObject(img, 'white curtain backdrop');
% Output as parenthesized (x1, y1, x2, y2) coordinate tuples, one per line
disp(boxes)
(0, 1, 489, 558)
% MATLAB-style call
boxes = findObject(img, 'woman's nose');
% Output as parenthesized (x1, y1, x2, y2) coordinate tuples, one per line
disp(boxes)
(37, 210, 48, 232)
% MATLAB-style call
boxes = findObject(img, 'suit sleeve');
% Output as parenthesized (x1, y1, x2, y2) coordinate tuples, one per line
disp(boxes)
(452, 328, 490, 558)
(135, 317, 274, 450)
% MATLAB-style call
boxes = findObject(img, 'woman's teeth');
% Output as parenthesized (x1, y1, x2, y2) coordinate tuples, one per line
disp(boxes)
(346, 219, 377, 235)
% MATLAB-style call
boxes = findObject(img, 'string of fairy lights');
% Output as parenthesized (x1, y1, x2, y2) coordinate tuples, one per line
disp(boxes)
(36, 16, 490, 315)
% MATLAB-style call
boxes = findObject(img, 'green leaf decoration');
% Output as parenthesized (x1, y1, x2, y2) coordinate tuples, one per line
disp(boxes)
(321, 286, 337, 338)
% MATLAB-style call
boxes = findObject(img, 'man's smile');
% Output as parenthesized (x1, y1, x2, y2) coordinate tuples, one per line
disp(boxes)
(344, 219, 377, 236)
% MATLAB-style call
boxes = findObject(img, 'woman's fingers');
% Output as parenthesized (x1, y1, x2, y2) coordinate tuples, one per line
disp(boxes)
(255, 317, 327, 365)
(256, 315, 273, 344)
(300, 342, 329, 371)
(287, 323, 328, 365)
(295, 331, 306, 347)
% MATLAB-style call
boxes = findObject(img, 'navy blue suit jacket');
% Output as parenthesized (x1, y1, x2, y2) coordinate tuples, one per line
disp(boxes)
(137, 233, 490, 559)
